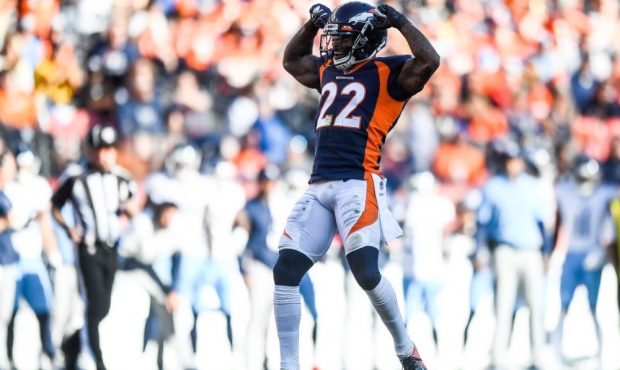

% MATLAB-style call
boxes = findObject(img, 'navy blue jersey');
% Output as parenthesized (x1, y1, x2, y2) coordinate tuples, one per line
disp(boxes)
(0, 191, 18, 265)
(311, 55, 412, 182)
(244, 197, 277, 269)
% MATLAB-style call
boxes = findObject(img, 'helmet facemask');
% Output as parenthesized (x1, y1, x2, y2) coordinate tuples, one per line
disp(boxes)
(320, 21, 385, 71)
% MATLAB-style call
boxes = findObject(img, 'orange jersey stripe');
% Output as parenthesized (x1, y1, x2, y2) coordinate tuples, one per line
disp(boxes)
(319, 65, 327, 86)
(362, 61, 407, 174)
(348, 173, 379, 237)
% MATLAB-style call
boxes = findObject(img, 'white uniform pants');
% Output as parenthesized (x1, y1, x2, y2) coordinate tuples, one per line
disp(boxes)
(493, 246, 545, 366)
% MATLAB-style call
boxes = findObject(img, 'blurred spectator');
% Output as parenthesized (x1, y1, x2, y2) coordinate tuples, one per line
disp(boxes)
(253, 88, 292, 166)
(233, 130, 267, 180)
(0, 67, 37, 129)
(117, 58, 165, 137)
(172, 70, 217, 141)
(35, 41, 84, 105)
(88, 16, 139, 88)
(18, 0, 59, 40)
(432, 117, 486, 187)
(571, 56, 600, 115)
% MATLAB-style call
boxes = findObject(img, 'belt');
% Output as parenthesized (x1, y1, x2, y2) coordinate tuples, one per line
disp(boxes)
(94, 240, 118, 249)
(81, 239, 118, 256)
(81, 239, 117, 251)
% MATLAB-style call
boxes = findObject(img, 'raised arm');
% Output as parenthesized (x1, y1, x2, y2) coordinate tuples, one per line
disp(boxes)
(282, 4, 331, 89)
(373, 4, 440, 97)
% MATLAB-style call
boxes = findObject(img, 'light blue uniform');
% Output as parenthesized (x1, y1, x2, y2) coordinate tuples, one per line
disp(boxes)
(555, 180, 616, 310)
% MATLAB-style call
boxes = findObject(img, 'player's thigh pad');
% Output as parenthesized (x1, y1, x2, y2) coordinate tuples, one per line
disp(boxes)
(279, 190, 336, 263)
(334, 178, 381, 254)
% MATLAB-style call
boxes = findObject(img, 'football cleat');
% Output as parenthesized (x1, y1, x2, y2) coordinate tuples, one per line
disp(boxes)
(400, 346, 427, 370)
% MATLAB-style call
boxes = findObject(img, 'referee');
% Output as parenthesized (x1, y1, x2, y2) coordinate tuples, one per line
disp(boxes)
(51, 124, 137, 370)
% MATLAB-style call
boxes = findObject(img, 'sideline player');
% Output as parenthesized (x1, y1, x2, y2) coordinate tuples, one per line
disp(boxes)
(236, 166, 319, 370)
(276, 2, 439, 369)
(0, 149, 18, 370)
(4, 145, 59, 368)
(120, 201, 184, 370)
(551, 155, 616, 367)
(402, 172, 454, 349)
(146, 143, 232, 368)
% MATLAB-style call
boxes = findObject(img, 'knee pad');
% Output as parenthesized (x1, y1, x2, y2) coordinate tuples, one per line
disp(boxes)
(347, 246, 381, 290)
(273, 249, 313, 286)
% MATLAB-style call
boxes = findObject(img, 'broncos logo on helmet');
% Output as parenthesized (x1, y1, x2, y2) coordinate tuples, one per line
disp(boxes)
(320, 1, 387, 70)
(348, 11, 375, 24)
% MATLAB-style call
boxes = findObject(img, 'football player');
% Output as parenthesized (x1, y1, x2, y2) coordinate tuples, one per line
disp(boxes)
(0, 149, 18, 370)
(4, 145, 59, 369)
(276, 2, 439, 369)
(552, 155, 616, 367)
(146, 143, 232, 368)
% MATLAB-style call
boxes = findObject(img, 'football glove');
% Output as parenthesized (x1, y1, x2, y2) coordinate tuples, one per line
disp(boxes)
(309, 3, 331, 29)
(372, 3, 406, 30)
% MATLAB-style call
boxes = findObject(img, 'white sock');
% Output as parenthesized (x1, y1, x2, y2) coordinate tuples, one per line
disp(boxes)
(552, 311, 566, 362)
(365, 276, 414, 359)
(274, 285, 301, 370)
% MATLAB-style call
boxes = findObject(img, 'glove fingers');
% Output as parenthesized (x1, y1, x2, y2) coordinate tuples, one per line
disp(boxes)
(373, 8, 387, 18)
(377, 4, 390, 13)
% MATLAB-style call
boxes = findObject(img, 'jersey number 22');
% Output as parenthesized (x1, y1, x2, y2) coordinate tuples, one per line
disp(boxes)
(316, 82, 366, 130)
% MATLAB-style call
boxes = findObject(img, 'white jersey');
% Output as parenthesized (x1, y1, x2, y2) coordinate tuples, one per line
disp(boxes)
(121, 211, 186, 285)
(146, 171, 215, 257)
(4, 173, 52, 259)
(121, 211, 185, 263)
(404, 191, 455, 280)
(208, 178, 245, 259)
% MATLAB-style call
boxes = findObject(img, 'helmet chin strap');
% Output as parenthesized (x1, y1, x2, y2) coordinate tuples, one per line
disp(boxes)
(334, 56, 357, 70)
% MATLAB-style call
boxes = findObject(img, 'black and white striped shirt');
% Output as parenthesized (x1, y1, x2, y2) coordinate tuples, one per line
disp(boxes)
(52, 162, 136, 248)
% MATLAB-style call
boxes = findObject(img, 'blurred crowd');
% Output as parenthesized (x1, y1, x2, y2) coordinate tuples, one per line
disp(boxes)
(1, 0, 620, 369)
(0, 0, 619, 184)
